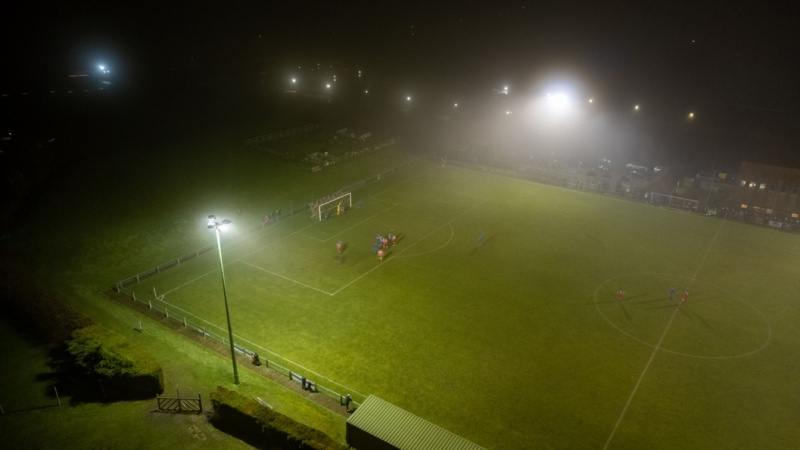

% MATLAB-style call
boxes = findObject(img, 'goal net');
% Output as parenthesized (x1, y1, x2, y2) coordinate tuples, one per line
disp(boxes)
(649, 192, 698, 211)
(311, 192, 352, 220)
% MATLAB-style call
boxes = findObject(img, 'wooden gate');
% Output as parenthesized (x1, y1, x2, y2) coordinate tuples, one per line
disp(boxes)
(157, 393, 202, 413)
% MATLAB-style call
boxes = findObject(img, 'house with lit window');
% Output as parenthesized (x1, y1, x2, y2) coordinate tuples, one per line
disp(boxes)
(731, 162, 800, 227)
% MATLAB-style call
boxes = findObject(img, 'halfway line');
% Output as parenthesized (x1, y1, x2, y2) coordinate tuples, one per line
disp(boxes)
(603, 219, 726, 449)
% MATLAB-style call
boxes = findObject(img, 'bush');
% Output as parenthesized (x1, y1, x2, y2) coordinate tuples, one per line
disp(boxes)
(66, 324, 164, 399)
(210, 386, 348, 450)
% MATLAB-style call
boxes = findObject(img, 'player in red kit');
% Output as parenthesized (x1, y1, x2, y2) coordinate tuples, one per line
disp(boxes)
(681, 290, 689, 302)
(616, 289, 624, 300)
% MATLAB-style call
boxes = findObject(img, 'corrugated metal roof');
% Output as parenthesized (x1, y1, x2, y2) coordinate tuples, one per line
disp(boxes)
(347, 395, 486, 450)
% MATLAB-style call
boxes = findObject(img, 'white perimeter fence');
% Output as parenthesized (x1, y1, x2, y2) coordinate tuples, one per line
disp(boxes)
(112, 159, 420, 410)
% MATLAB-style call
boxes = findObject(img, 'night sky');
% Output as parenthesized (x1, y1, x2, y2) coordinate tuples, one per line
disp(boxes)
(2, 1, 799, 167)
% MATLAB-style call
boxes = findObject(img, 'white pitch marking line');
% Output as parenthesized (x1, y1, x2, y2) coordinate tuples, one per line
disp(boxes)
(331, 200, 485, 295)
(238, 260, 334, 296)
(162, 268, 220, 296)
(297, 203, 400, 243)
(147, 293, 368, 398)
(604, 219, 726, 449)
(230, 334, 368, 398)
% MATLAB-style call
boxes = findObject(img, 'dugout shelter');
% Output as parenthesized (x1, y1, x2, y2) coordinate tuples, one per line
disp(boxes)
(346, 395, 486, 450)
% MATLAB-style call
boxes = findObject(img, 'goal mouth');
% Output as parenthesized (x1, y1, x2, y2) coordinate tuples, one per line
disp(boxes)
(649, 192, 698, 211)
(312, 192, 352, 220)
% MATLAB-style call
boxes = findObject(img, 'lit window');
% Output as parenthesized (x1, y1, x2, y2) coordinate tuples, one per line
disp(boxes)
(759, 183, 767, 190)
(749, 182, 757, 188)
(739, 180, 747, 187)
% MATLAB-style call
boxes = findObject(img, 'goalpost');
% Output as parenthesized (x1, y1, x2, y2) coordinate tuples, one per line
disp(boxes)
(649, 192, 699, 211)
(312, 192, 352, 220)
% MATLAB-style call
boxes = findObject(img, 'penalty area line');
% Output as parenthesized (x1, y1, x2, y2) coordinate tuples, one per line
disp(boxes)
(238, 260, 334, 296)
(331, 199, 485, 295)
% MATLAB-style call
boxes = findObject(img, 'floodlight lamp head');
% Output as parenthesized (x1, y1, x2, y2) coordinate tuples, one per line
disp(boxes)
(207, 215, 217, 228)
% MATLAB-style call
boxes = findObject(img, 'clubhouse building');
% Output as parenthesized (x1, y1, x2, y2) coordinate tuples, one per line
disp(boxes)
(731, 162, 800, 227)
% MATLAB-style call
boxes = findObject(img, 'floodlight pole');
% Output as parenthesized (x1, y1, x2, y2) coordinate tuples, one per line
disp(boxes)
(211, 218, 240, 385)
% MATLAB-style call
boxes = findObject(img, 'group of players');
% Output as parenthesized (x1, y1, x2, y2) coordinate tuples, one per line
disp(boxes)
(332, 232, 399, 264)
(372, 233, 397, 261)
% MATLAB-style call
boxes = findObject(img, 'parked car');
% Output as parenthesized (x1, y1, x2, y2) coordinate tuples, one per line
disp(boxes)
(626, 163, 648, 173)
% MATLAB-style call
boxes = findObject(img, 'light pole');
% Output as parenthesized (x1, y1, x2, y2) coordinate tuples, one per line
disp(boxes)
(207, 215, 239, 385)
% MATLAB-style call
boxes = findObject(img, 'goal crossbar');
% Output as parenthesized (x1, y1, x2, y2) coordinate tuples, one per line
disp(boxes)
(649, 192, 698, 210)
(313, 192, 352, 220)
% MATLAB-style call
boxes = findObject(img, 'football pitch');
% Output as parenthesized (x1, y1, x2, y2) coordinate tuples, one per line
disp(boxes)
(126, 157, 800, 449)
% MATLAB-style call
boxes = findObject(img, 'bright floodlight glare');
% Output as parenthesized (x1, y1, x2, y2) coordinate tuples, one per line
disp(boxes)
(326, 83, 331, 88)
(99, 64, 105, 71)
(688, 112, 695, 119)
(454, 103, 458, 107)
(291, 78, 296, 83)
(406, 96, 411, 101)
(219, 219, 231, 231)
(634, 104, 640, 111)
(548, 92, 571, 110)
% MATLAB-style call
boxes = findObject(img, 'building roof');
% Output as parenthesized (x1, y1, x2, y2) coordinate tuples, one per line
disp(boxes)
(347, 395, 486, 450)
(739, 162, 800, 184)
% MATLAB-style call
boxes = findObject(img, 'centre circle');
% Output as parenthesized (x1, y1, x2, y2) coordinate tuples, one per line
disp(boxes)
(594, 273, 771, 359)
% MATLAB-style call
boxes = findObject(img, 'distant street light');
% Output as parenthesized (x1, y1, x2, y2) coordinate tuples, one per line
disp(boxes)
(207, 215, 239, 385)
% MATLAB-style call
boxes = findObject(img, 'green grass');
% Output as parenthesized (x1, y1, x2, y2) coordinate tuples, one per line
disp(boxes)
(0, 321, 56, 414)
(6, 122, 800, 449)
(0, 286, 347, 449)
